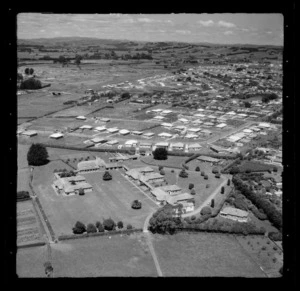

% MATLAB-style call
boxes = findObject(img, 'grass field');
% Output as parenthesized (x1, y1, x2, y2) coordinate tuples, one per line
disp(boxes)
(32, 163, 157, 235)
(152, 232, 265, 277)
(17, 233, 157, 277)
(141, 156, 187, 169)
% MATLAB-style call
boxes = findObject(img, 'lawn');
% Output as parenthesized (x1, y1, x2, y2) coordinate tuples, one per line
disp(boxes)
(17, 169, 30, 192)
(32, 164, 158, 236)
(141, 156, 187, 169)
(18, 144, 30, 169)
(17, 233, 157, 277)
(152, 232, 265, 277)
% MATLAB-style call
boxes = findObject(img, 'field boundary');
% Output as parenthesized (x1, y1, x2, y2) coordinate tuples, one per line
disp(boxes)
(58, 228, 143, 241)
(17, 241, 46, 249)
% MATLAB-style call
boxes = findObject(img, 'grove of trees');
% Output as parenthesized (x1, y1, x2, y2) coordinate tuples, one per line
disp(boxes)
(153, 148, 168, 160)
(27, 143, 49, 166)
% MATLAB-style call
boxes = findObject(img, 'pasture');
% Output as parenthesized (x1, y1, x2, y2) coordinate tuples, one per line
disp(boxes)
(32, 164, 158, 236)
(152, 232, 265, 277)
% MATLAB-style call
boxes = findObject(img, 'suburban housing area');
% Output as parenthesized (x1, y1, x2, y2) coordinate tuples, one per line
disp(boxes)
(16, 17, 284, 278)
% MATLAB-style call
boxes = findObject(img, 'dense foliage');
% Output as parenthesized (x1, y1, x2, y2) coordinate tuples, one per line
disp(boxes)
(72, 221, 86, 234)
(103, 218, 116, 231)
(95, 221, 104, 232)
(153, 148, 168, 160)
(17, 191, 30, 201)
(103, 171, 112, 181)
(179, 169, 188, 178)
(20, 77, 42, 90)
(27, 143, 49, 166)
(200, 206, 212, 216)
(86, 223, 97, 233)
(131, 200, 142, 209)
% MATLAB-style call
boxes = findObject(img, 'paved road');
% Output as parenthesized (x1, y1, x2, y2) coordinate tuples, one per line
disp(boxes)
(182, 176, 228, 218)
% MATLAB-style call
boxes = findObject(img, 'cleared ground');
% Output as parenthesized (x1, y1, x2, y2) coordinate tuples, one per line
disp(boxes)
(152, 232, 266, 277)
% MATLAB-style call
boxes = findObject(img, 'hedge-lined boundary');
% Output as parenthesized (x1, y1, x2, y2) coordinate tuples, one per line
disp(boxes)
(221, 158, 240, 173)
(17, 197, 32, 202)
(17, 241, 46, 249)
(58, 228, 142, 241)
(33, 197, 56, 241)
(175, 227, 265, 236)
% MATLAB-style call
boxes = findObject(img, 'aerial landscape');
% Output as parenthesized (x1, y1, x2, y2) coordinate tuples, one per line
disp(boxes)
(16, 13, 283, 278)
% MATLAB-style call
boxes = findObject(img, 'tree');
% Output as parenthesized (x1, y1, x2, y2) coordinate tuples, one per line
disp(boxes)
(96, 221, 104, 232)
(227, 179, 231, 186)
(204, 174, 208, 180)
(153, 148, 168, 160)
(27, 143, 49, 166)
(200, 206, 212, 216)
(179, 169, 188, 178)
(103, 171, 112, 181)
(117, 221, 124, 229)
(221, 186, 225, 194)
(20, 77, 42, 90)
(188, 183, 194, 190)
(195, 166, 200, 172)
(215, 173, 221, 178)
(44, 261, 53, 277)
(230, 166, 240, 175)
(78, 188, 84, 195)
(211, 199, 215, 208)
(212, 167, 219, 174)
(25, 68, 30, 75)
(103, 218, 115, 231)
(72, 221, 86, 234)
(244, 101, 251, 108)
(191, 189, 196, 195)
(86, 223, 97, 233)
(158, 165, 164, 171)
(29, 68, 34, 75)
(127, 224, 133, 230)
(201, 171, 205, 176)
(75, 54, 83, 69)
(132, 200, 142, 209)
(160, 169, 165, 175)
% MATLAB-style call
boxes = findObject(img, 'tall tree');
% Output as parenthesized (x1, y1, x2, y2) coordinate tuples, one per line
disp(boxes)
(27, 143, 49, 166)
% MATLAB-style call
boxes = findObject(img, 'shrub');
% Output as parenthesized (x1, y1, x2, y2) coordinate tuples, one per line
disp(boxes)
(96, 221, 104, 232)
(153, 148, 168, 160)
(268, 232, 282, 241)
(17, 191, 30, 201)
(188, 183, 194, 190)
(191, 189, 196, 195)
(117, 221, 124, 229)
(201, 171, 205, 176)
(160, 169, 165, 175)
(171, 169, 174, 173)
(195, 166, 200, 172)
(20, 77, 42, 90)
(204, 175, 208, 180)
(78, 188, 85, 196)
(211, 199, 215, 208)
(179, 169, 188, 178)
(212, 167, 219, 174)
(132, 200, 142, 209)
(158, 166, 163, 171)
(273, 246, 278, 251)
(72, 221, 86, 234)
(262, 246, 267, 250)
(103, 218, 116, 231)
(230, 166, 240, 174)
(227, 179, 231, 186)
(27, 143, 49, 166)
(273, 167, 278, 172)
(86, 223, 97, 233)
(206, 184, 210, 188)
(103, 171, 112, 181)
(215, 173, 221, 178)
(127, 224, 133, 230)
(201, 206, 212, 216)
(221, 186, 225, 194)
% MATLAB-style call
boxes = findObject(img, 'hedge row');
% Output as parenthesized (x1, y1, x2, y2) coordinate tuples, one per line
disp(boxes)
(221, 158, 241, 173)
(34, 197, 56, 241)
(17, 191, 31, 201)
(184, 153, 201, 164)
(17, 241, 46, 249)
(58, 228, 142, 241)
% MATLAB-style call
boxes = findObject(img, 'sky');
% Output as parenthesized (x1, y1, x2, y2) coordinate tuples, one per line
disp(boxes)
(17, 13, 283, 46)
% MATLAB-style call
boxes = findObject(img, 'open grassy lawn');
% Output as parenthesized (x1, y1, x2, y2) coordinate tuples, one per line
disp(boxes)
(141, 156, 187, 169)
(17, 233, 157, 277)
(17, 169, 30, 192)
(32, 164, 157, 236)
(152, 232, 265, 277)
(235, 235, 283, 277)
(17, 144, 30, 169)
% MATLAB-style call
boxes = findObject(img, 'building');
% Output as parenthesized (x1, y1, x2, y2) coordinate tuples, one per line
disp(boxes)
(166, 193, 195, 206)
(95, 126, 106, 132)
(119, 129, 130, 135)
(216, 123, 227, 128)
(155, 142, 169, 149)
(158, 132, 173, 138)
(80, 125, 93, 130)
(159, 185, 182, 196)
(220, 207, 249, 222)
(49, 133, 64, 139)
(77, 156, 106, 173)
(125, 140, 138, 147)
(197, 155, 220, 164)
(106, 140, 119, 146)
(171, 142, 184, 151)
(106, 128, 119, 134)
(131, 131, 143, 136)
(142, 132, 155, 138)
(53, 175, 93, 195)
(188, 143, 202, 151)
(21, 130, 38, 137)
(76, 116, 86, 120)
(140, 173, 164, 183)
(90, 137, 106, 144)
(126, 167, 154, 180)
(139, 142, 152, 149)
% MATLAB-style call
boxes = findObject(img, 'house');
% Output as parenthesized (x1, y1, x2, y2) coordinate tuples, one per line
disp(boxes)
(197, 155, 220, 164)
(158, 132, 173, 138)
(187, 127, 201, 133)
(161, 110, 172, 114)
(126, 167, 154, 180)
(151, 188, 168, 202)
(216, 123, 227, 128)
(95, 126, 106, 132)
(153, 116, 165, 120)
(161, 122, 173, 128)
(100, 118, 110, 123)
(131, 131, 143, 136)
(106, 128, 119, 134)
(109, 155, 129, 162)
(76, 116, 86, 120)
(80, 125, 93, 130)
(140, 173, 164, 183)
(106, 139, 119, 146)
(159, 185, 182, 196)
(125, 140, 138, 147)
(119, 129, 130, 135)
(139, 142, 152, 149)
(171, 142, 184, 151)
(142, 132, 155, 138)
(188, 143, 202, 151)
(49, 133, 64, 139)
(53, 175, 93, 195)
(220, 207, 249, 222)
(21, 130, 38, 137)
(166, 193, 195, 206)
(185, 133, 198, 139)
(155, 142, 169, 149)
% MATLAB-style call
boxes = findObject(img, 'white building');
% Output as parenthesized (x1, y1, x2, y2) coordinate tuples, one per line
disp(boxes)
(49, 133, 64, 139)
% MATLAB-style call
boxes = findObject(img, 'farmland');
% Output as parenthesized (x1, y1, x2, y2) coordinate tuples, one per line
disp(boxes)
(152, 232, 265, 277)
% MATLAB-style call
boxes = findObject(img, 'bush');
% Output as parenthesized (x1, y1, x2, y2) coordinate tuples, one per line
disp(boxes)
(86, 223, 97, 233)
(268, 232, 282, 241)
(72, 221, 86, 234)
(117, 221, 124, 229)
(103, 218, 116, 231)
(215, 173, 221, 178)
(230, 166, 240, 174)
(191, 189, 196, 195)
(78, 188, 85, 196)
(158, 166, 163, 171)
(17, 191, 30, 201)
(153, 148, 168, 160)
(211, 199, 215, 208)
(201, 206, 212, 216)
(212, 167, 219, 174)
(188, 183, 194, 190)
(20, 77, 42, 90)
(127, 224, 133, 230)
(132, 200, 142, 209)
(27, 143, 49, 166)
(171, 169, 174, 173)
(201, 171, 205, 176)
(221, 186, 225, 194)
(103, 171, 112, 181)
(204, 175, 208, 180)
(179, 169, 188, 178)
(227, 179, 231, 186)
(160, 169, 165, 175)
(96, 221, 104, 232)
(195, 166, 200, 172)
